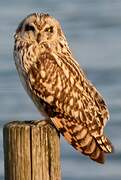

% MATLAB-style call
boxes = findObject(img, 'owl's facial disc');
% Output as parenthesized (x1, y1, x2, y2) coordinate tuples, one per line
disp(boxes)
(16, 13, 61, 44)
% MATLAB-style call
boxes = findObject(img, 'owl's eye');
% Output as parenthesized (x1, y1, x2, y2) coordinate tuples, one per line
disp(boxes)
(45, 26, 53, 33)
(25, 24, 35, 32)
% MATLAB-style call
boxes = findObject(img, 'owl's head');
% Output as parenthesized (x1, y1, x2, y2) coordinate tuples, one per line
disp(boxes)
(15, 13, 64, 44)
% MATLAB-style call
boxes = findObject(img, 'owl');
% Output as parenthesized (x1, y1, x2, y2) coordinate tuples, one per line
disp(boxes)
(14, 13, 113, 163)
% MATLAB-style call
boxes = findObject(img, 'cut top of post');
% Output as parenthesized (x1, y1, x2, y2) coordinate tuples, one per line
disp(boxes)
(3, 120, 61, 180)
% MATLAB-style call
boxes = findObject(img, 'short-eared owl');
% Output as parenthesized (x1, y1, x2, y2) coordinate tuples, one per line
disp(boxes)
(14, 13, 113, 163)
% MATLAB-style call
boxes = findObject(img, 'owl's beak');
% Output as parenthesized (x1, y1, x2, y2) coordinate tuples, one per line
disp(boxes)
(36, 33, 41, 43)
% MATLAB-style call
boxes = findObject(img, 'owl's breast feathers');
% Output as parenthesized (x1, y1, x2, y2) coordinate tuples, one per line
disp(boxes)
(27, 51, 113, 163)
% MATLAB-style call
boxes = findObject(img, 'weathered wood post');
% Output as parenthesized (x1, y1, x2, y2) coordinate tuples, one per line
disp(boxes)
(3, 120, 61, 180)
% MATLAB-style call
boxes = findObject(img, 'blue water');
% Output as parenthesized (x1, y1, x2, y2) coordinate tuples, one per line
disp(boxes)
(0, 0, 121, 179)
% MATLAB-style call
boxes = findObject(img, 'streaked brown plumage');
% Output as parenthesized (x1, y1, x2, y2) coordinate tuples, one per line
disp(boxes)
(14, 13, 113, 163)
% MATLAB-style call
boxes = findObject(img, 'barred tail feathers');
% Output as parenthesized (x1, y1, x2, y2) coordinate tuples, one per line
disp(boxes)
(51, 116, 112, 164)
(96, 135, 113, 153)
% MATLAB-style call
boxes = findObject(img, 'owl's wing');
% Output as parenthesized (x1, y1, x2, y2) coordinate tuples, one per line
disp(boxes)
(28, 52, 113, 163)
(28, 52, 109, 131)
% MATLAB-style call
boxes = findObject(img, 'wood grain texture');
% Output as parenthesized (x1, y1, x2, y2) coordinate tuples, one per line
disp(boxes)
(3, 120, 61, 180)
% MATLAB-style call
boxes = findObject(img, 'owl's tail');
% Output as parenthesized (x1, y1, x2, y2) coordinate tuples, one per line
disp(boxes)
(51, 116, 113, 164)
(90, 135, 113, 163)
(95, 135, 113, 153)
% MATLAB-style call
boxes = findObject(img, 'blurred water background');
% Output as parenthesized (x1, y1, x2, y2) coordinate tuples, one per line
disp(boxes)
(0, 0, 121, 179)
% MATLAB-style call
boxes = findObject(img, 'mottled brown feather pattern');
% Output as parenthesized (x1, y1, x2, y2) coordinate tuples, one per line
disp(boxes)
(14, 13, 113, 163)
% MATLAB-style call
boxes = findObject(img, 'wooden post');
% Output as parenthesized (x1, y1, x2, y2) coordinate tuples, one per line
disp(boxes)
(3, 120, 61, 180)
